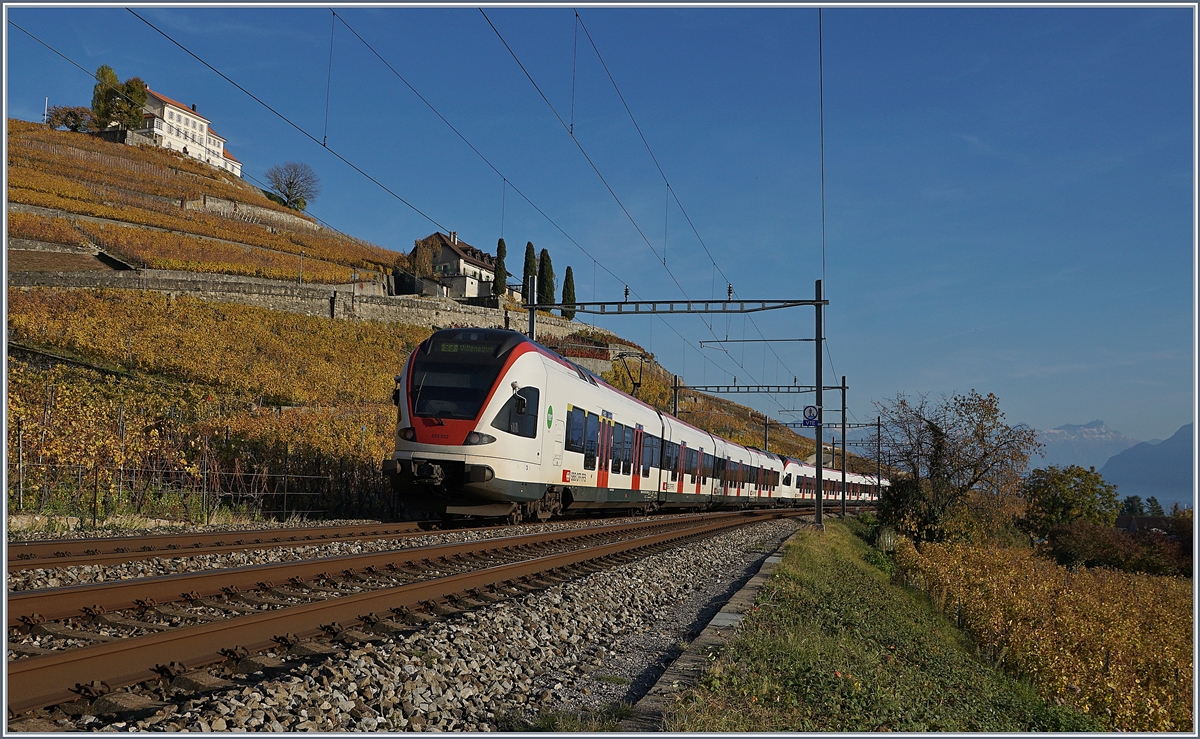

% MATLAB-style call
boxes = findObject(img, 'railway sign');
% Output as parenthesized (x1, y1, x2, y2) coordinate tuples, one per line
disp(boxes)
(802, 405, 819, 427)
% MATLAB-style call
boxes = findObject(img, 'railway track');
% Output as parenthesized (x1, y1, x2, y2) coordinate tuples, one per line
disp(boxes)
(7, 522, 425, 570)
(7, 505, 862, 573)
(7, 510, 796, 717)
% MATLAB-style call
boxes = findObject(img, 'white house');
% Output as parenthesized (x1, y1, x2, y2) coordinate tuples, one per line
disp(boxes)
(132, 87, 242, 177)
(412, 231, 509, 299)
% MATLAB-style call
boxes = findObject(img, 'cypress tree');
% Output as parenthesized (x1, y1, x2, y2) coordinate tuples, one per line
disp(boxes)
(537, 249, 556, 307)
(561, 266, 576, 320)
(522, 242, 537, 305)
(91, 65, 120, 130)
(492, 238, 507, 297)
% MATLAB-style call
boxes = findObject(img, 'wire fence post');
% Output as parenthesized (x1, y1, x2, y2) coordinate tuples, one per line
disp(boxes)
(283, 445, 289, 520)
(89, 464, 97, 528)
(17, 418, 24, 512)
(203, 441, 210, 525)
(202, 456, 208, 526)
(117, 406, 125, 506)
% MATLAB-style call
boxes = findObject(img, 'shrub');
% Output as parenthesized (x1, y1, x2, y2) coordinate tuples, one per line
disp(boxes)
(1046, 519, 1190, 576)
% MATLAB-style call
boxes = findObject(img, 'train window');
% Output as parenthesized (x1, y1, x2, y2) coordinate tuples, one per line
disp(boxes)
(566, 407, 585, 453)
(491, 387, 539, 438)
(703, 453, 714, 483)
(583, 412, 598, 470)
(610, 423, 624, 473)
(641, 435, 654, 477)
(686, 448, 698, 481)
(663, 442, 679, 482)
(623, 426, 634, 475)
(714, 457, 726, 483)
(783, 473, 792, 487)
(409, 360, 505, 421)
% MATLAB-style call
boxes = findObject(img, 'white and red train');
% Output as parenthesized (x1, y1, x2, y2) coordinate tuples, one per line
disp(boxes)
(384, 328, 886, 523)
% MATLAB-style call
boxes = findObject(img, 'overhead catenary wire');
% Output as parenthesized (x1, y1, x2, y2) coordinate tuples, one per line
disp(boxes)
(571, 10, 810, 413)
(124, 7, 755, 394)
(480, 9, 786, 398)
(326, 10, 754, 389)
(329, 10, 628, 297)
(322, 9, 335, 147)
(572, 10, 801, 387)
(126, 8, 449, 234)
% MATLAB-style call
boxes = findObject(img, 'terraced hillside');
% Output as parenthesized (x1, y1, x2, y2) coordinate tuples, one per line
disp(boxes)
(7, 119, 400, 282)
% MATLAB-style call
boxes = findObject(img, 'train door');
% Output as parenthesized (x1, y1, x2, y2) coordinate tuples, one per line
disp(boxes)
(596, 417, 612, 489)
(551, 407, 565, 469)
(631, 426, 643, 492)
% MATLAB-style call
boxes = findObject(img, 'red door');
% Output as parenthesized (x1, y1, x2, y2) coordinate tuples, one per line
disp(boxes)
(596, 421, 610, 489)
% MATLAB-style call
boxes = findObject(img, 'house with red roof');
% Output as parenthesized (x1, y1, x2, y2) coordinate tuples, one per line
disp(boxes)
(131, 87, 242, 177)
(412, 231, 515, 299)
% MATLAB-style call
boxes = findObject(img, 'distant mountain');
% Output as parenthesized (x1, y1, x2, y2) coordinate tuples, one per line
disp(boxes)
(1100, 424, 1194, 511)
(1033, 420, 1142, 471)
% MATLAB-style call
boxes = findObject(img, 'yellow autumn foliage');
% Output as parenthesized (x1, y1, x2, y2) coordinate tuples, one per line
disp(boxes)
(894, 538, 1193, 731)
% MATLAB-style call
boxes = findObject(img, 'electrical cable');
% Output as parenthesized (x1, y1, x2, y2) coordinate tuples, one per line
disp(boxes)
(322, 9, 335, 147)
(329, 10, 757, 388)
(126, 8, 448, 233)
(9, 19, 370, 260)
(573, 10, 800, 383)
(480, 8, 780, 395)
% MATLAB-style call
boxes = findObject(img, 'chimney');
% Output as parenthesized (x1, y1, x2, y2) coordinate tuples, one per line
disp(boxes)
(191, 104, 197, 112)
(450, 231, 458, 244)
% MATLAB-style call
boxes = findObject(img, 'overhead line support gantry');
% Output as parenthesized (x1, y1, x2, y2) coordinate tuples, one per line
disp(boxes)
(523, 279, 832, 525)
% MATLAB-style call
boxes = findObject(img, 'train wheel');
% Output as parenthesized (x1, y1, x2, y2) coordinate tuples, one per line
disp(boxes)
(507, 509, 523, 526)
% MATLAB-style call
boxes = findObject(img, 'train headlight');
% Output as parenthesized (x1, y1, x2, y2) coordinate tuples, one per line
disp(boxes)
(399, 427, 416, 441)
(464, 431, 496, 445)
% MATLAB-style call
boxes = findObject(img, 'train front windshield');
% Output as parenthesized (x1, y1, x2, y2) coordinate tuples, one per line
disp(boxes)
(409, 336, 510, 420)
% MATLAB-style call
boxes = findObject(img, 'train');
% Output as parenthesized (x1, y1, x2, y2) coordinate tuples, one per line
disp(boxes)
(383, 328, 887, 523)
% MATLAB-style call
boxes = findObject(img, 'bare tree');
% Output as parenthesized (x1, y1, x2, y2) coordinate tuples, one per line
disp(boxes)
(264, 162, 321, 211)
(871, 390, 1041, 542)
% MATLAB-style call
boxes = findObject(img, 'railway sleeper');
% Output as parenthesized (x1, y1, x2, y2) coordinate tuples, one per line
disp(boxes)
(419, 600, 463, 618)
(93, 613, 171, 632)
(333, 628, 383, 646)
(152, 605, 220, 623)
(7, 641, 54, 657)
(269, 587, 328, 602)
(169, 671, 234, 694)
(235, 654, 286, 675)
(287, 641, 342, 658)
(390, 607, 438, 626)
(236, 592, 298, 608)
(194, 598, 260, 615)
(33, 622, 115, 642)
(359, 617, 415, 636)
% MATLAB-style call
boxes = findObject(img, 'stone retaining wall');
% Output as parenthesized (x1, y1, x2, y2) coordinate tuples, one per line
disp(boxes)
(184, 194, 320, 233)
(8, 269, 582, 338)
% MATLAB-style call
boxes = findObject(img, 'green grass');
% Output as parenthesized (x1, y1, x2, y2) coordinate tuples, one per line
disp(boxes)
(665, 521, 1104, 732)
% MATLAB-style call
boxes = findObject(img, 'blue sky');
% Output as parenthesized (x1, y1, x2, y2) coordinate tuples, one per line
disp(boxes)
(5, 5, 1194, 444)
